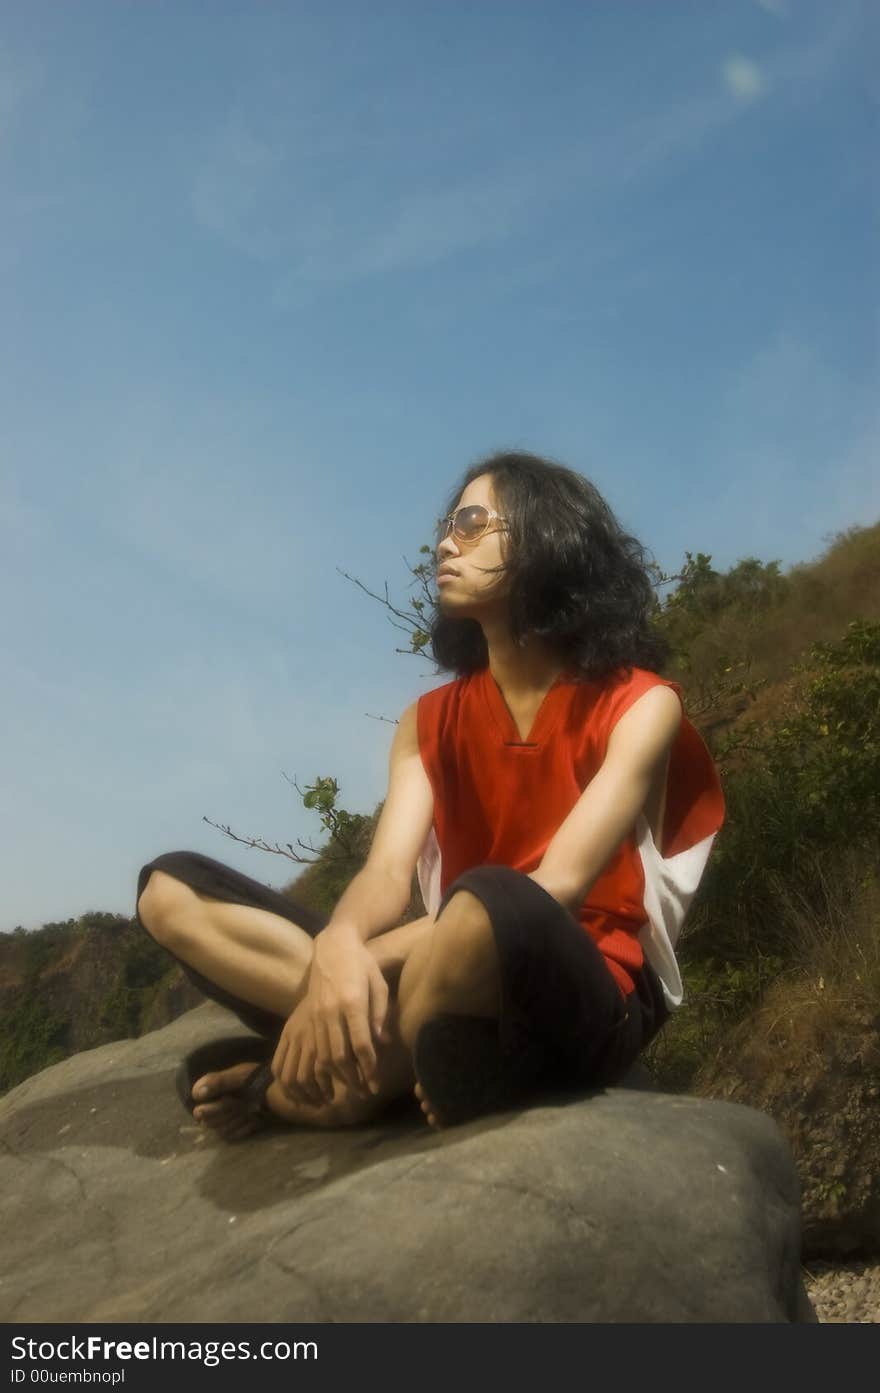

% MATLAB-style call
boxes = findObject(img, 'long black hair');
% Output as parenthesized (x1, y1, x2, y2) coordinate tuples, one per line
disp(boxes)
(428, 449, 672, 682)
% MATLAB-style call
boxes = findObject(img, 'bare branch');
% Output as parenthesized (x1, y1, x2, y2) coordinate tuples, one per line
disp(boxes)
(202, 815, 363, 866)
(336, 555, 436, 669)
(201, 816, 321, 864)
(403, 552, 438, 612)
(385, 616, 422, 637)
(335, 566, 420, 629)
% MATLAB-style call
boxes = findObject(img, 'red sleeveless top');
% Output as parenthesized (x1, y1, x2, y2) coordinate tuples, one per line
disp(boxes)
(416, 664, 725, 1000)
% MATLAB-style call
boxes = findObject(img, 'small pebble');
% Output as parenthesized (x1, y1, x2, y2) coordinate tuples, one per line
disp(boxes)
(803, 1260, 880, 1323)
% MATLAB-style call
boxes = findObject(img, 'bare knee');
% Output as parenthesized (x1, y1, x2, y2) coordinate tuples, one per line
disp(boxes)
(137, 869, 193, 947)
(442, 889, 490, 927)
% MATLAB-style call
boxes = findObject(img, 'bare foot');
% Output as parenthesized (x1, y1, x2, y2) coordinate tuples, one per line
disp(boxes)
(414, 1081, 443, 1130)
(191, 1062, 389, 1140)
(191, 1061, 272, 1142)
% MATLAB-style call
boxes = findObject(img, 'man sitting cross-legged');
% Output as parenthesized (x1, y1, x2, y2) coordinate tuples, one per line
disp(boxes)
(136, 450, 725, 1137)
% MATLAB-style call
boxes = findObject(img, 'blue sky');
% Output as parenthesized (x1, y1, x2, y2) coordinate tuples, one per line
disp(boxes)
(2, 0, 877, 931)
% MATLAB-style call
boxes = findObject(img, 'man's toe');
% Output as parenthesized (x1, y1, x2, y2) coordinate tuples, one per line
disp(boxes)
(191, 1072, 217, 1103)
(194, 1101, 233, 1126)
(414, 1084, 442, 1128)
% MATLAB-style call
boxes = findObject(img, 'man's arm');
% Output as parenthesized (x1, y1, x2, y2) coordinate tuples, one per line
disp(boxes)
(274, 699, 435, 1101)
(528, 685, 682, 912)
(325, 700, 435, 942)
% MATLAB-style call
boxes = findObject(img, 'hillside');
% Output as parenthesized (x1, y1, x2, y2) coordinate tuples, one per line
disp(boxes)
(639, 520, 879, 1104)
(0, 914, 197, 1093)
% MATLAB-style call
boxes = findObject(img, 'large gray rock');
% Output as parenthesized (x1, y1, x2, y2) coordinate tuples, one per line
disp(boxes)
(0, 1003, 816, 1323)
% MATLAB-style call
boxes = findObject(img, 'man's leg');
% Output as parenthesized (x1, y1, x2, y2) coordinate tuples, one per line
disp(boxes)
(138, 868, 314, 1019)
(139, 867, 504, 1133)
(138, 867, 420, 1134)
(138, 868, 434, 1020)
(396, 888, 503, 1126)
(397, 889, 501, 1040)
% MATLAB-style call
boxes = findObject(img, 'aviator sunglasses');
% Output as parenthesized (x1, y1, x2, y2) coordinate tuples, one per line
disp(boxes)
(437, 504, 510, 544)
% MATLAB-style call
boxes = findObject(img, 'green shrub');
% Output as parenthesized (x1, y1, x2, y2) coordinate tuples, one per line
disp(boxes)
(684, 619, 879, 969)
(0, 994, 69, 1094)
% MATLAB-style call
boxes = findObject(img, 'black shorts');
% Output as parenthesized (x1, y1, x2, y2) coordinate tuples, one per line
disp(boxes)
(136, 852, 669, 1092)
(436, 864, 669, 1090)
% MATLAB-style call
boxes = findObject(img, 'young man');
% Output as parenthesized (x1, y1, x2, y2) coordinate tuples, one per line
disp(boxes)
(136, 451, 725, 1139)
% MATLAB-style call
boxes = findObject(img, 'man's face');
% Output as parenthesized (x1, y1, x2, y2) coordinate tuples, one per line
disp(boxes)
(435, 473, 511, 618)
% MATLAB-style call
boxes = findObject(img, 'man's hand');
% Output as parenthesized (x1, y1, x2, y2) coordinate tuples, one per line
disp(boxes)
(273, 927, 391, 1105)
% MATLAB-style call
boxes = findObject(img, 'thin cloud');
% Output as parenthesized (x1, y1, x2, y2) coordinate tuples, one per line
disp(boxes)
(271, 84, 752, 303)
(219, 89, 739, 296)
(722, 55, 767, 103)
(192, 10, 857, 294)
(273, 163, 537, 302)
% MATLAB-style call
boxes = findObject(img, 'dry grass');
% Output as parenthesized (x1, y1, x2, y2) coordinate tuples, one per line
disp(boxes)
(690, 947, 878, 1099)
(763, 842, 880, 1006)
(645, 840, 880, 1092)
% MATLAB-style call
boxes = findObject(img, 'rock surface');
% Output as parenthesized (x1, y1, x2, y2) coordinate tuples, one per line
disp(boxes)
(0, 1003, 816, 1323)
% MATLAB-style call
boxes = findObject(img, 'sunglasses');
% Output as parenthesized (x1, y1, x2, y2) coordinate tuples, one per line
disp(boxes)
(437, 504, 510, 543)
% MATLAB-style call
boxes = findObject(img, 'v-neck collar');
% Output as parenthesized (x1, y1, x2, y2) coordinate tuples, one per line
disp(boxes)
(479, 665, 571, 748)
